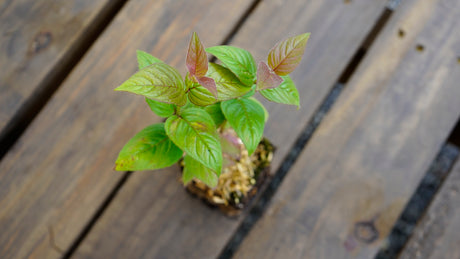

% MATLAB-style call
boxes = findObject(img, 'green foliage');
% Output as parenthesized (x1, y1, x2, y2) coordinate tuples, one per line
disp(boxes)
(221, 98, 265, 155)
(165, 108, 222, 173)
(145, 98, 175, 118)
(115, 123, 182, 171)
(187, 63, 252, 106)
(204, 103, 226, 127)
(114, 32, 310, 188)
(183, 155, 218, 187)
(136, 50, 163, 69)
(207, 63, 252, 99)
(260, 75, 300, 108)
(115, 62, 187, 106)
(206, 46, 257, 87)
(249, 97, 269, 122)
(186, 72, 217, 106)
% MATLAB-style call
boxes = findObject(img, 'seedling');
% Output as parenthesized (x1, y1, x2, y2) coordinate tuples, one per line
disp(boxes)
(115, 32, 310, 188)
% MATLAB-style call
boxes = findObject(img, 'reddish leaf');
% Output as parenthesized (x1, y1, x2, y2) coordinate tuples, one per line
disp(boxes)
(197, 76, 218, 98)
(256, 62, 283, 90)
(186, 32, 208, 78)
(268, 33, 310, 76)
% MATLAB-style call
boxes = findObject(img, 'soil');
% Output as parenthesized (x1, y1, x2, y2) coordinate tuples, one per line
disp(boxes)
(185, 138, 275, 217)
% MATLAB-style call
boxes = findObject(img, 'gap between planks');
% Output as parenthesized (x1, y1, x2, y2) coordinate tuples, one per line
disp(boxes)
(398, 149, 460, 259)
(62, 172, 132, 259)
(0, 0, 129, 160)
(447, 117, 460, 148)
(376, 125, 460, 258)
(218, 4, 397, 259)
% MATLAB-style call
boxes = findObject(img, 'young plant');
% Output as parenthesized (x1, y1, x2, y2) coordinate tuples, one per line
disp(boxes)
(115, 32, 310, 188)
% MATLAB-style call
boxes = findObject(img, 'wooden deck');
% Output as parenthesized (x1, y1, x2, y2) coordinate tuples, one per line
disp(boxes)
(0, 0, 459, 258)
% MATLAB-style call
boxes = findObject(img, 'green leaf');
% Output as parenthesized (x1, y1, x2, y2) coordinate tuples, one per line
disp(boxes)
(145, 98, 175, 118)
(136, 50, 163, 70)
(242, 87, 256, 98)
(183, 155, 218, 187)
(187, 86, 217, 106)
(165, 108, 222, 173)
(206, 46, 257, 87)
(188, 63, 251, 106)
(268, 33, 310, 76)
(208, 63, 251, 99)
(115, 123, 183, 171)
(185, 72, 200, 91)
(260, 75, 299, 107)
(221, 98, 265, 155)
(186, 72, 217, 106)
(249, 97, 269, 123)
(115, 62, 187, 106)
(189, 63, 251, 106)
(204, 103, 226, 127)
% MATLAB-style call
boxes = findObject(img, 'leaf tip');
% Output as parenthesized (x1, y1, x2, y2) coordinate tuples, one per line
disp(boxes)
(182, 175, 192, 186)
(247, 146, 256, 156)
(114, 161, 124, 171)
(302, 32, 311, 39)
(114, 85, 124, 92)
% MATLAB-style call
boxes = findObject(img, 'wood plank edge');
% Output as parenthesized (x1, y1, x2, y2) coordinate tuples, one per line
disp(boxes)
(0, 0, 129, 160)
(375, 143, 460, 259)
(213, 0, 263, 47)
(61, 171, 132, 259)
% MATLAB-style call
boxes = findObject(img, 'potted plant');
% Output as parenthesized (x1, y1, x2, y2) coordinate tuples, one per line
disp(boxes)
(114, 32, 310, 216)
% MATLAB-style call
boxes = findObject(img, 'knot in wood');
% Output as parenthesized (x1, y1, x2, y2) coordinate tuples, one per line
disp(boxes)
(353, 220, 379, 243)
(31, 31, 52, 53)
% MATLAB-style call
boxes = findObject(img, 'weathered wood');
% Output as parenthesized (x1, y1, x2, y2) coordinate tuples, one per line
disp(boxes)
(0, 0, 121, 145)
(399, 155, 460, 259)
(0, 1, 254, 258)
(74, 0, 387, 258)
(234, 0, 460, 258)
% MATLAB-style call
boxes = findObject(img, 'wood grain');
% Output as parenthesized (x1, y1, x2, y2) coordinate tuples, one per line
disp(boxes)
(400, 156, 460, 259)
(74, 0, 387, 258)
(0, 0, 254, 258)
(234, 0, 460, 258)
(0, 0, 118, 141)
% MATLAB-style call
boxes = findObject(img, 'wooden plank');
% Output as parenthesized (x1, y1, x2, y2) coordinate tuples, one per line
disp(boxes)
(74, 0, 387, 258)
(398, 149, 460, 259)
(399, 155, 460, 259)
(234, 0, 460, 258)
(0, 0, 120, 142)
(374, 143, 460, 258)
(0, 1, 254, 258)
